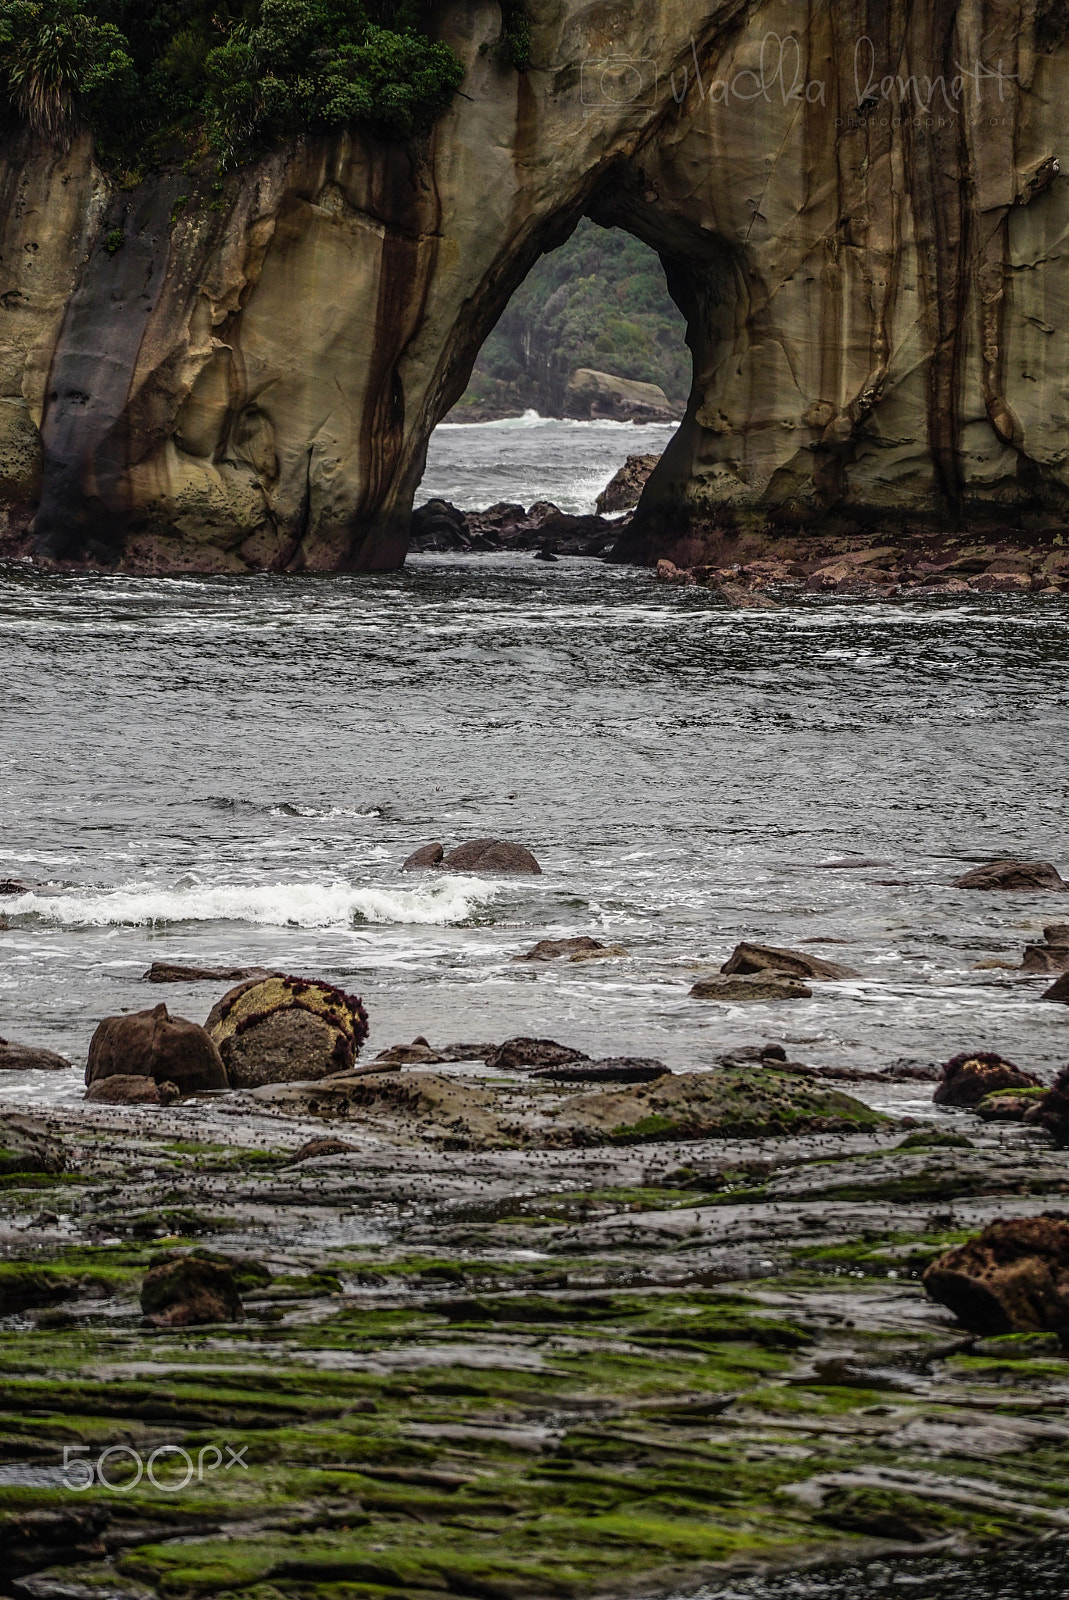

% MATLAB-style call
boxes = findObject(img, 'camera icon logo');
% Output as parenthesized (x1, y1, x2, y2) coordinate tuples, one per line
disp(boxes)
(580, 57, 659, 108)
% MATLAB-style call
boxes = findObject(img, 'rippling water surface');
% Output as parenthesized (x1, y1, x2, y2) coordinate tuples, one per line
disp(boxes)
(2, 534, 1067, 1103)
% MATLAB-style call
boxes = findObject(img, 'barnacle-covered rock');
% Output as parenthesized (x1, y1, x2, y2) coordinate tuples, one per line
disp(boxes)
(205, 975, 369, 1089)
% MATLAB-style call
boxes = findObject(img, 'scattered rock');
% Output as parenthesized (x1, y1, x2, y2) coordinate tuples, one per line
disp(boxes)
(484, 1037, 589, 1072)
(932, 1050, 1043, 1107)
(689, 973, 812, 1002)
(922, 1216, 1069, 1336)
(1021, 924, 1069, 973)
(530, 1057, 669, 1084)
(721, 941, 860, 981)
(595, 453, 660, 514)
(515, 936, 627, 962)
(373, 1040, 447, 1066)
(143, 961, 275, 983)
(86, 1004, 228, 1095)
(141, 1254, 245, 1327)
(85, 1075, 180, 1106)
(0, 878, 29, 895)
(952, 860, 1067, 891)
(0, 1114, 66, 1175)
(974, 1088, 1049, 1122)
(875, 1058, 942, 1082)
(0, 1038, 73, 1072)
(290, 1137, 357, 1162)
(533, 545, 558, 562)
(1041, 972, 1069, 1003)
(442, 839, 542, 875)
(1029, 1065, 1069, 1146)
(205, 975, 369, 1088)
(402, 842, 445, 871)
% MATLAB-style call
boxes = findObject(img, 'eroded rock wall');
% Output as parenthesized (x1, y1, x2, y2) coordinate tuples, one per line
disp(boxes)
(1, 0, 1068, 570)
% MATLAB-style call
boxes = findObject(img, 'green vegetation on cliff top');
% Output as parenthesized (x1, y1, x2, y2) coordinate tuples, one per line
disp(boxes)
(0, 0, 472, 164)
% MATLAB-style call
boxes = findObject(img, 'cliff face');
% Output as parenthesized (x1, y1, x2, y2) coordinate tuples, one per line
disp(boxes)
(2, 0, 1068, 571)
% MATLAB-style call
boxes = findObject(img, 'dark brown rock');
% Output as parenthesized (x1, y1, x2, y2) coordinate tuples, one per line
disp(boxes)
(1029, 1065, 1069, 1147)
(205, 974, 369, 1088)
(1042, 972, 1069, 1003)
(531, 1057, 669, 1084)
(144, 961, 275, 983)
(953, 860, 1067, 891)
(484, 1037, 589, 1072)
(690, 973, 812, 1002)
(1045, 925, 1069, 947)
(402, 842, 445, 871)
(932, 1051, 1043, 1107)
(0, 1039, 72, 1072)
(974, 1088, 1049, 1122)
(290, 1137, 357, 1162)
(0, 878, 29, 895)
(442, 839, 542, 875)
(595, 453, 661, 514)
(141, 1254, 244, 1327)
(516, 936, 606, 961)
(721, 941, 860, 981)
(85, 1004, 228, 1095)
(922, 1217, 1069, 1336)
(1021, 944, 1069, 973)
(85, 1075, 180, 1106)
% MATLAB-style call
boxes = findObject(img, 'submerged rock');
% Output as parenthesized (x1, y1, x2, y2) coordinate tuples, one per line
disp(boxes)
(0, 1038, 72, 1072)
(442, 839, 542, 875)
(932, 1051, 1042, 1107)
(86, 1004, 227, 1095)
(205, 975, 369, 1088)
(85, 1075, 180, 1106)
(922, 1217, 1069, 1336)
(720, 941, 860, 981)
(953, 860, 1067, 891)
(0, 878, 29, 895)
(516, 936, 627, 962)
(690, 973, 812, 1002)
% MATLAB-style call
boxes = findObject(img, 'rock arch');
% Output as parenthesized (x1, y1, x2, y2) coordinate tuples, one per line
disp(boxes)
(1, 0, 1068, 571)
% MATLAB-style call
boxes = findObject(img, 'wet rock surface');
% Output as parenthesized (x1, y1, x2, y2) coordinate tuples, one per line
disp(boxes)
(691, 972, 814, 1002)
(0, 1040, 72, 1072)
(922, 1217, 1069, 1336)
(595, 453, 662, 513)
(0, 1065, 1067, 1597)
(952, 861, 1067, 892)
(721, 942, 861, 982)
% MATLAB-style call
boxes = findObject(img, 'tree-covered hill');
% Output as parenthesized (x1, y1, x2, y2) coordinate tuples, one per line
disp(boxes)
(453, 217, 691, 420)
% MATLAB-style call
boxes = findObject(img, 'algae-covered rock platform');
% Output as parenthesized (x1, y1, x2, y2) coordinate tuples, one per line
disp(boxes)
(1, 1067, 1067, 1599)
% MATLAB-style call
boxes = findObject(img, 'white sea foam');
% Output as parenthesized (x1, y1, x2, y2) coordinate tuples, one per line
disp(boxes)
(8, 878, 496, 930)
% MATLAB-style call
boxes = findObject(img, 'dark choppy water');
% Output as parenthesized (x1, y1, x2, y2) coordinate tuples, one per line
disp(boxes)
(2, 536, 1068, 1103)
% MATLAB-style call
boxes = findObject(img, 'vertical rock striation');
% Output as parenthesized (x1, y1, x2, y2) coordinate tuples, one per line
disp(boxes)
(1, 0, 1068, 571)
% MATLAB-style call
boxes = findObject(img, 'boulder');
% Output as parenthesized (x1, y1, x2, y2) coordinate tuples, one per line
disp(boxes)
(952, 861, 1067, 891)
(409, 499, 470, 551)
(85, 1075, 180, 1106)
(974, 1088, 1049, 1122)
(564, 368, 678, 423)
(595, 453, 661, 514)
(690, 973, 812, 1002)
(442, 839, 542, 875)
(932, 1051, 1043, 1107)
(515, 936, 626, 962)
(205, 975, 369, 1088)
(0, 1114, 66, 1176)
(1041, 972, 1069, 1003)
(402, 842, 445, 871)
(720, 942, 860, 981)
(144, 961, 275, 983)
(141, 1254, 244, 1327)
(531, 1057, 669, 1084)
(0, 1038, 73, 1072)
(922, 1217, 1069, 1336)
(1028, 1065, 1069, 1147)
(86, 1004, 228, 1095)
(484, 1037, 589, 1072)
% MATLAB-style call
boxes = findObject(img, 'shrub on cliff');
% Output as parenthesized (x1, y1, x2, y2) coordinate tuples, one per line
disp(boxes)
(0, 0, 136, 143)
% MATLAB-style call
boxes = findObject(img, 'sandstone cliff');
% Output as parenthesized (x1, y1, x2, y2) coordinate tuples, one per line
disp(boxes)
(2, 0, 1069, 571)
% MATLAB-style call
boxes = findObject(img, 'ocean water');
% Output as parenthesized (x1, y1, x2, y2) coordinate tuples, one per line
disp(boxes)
(1, 421, 1068, 1103)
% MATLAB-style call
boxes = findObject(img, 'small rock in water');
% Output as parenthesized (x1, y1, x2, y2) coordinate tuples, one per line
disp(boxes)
(933, 1050, 1043, 1107)
(86, 1004, 228, 1095)
(721, 941, 859, 981)
(690, 973, 812, 1002)
(922, 1216, 1069, 1335)
(952, 859, 1067, 891)
(442, 839, 542, 875)
(402, 842, 445, 871)
(1041, 972, 1069, 1004)
(85, 1075, 180, 1106)
(143, 961, 275, 983)
(484, 1037, 589, 1072)
(595, 453, 660, 514)
(0, 1039, 72, 1072)
(515, 935, 627, 962)
(0, 879, 29, 895)
(533, 545, 559, 562)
